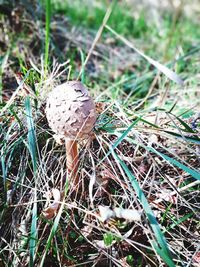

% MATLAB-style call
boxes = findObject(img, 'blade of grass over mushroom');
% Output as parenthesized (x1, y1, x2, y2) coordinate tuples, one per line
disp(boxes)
(25, 97, 38, 266)
(105, 25, 184, 85)
(111, 151, 175, 267)
(45, 0, 51, 74)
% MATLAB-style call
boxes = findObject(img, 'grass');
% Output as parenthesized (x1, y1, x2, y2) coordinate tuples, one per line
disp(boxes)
(51, 0, 149, 38)
(45, 0, 51, 74)
(25, 97, 38, 266)
(0, 0, 200, 266)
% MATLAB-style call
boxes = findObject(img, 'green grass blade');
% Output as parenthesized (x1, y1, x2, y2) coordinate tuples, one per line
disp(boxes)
(170, 114, 196, 133)
(1, 153, 7, 203)
(112, 151, 175, 267)
(139, 118, 160, 128)
(29, 189, 38, 267)
(39, 199, 65, 267)
(163, 212, 193, 233)
(163, 130, 200, 144)
(79, 49, 85, 83)
(45, 0, 51, 74)
(98, 117, 141, 166)
(25, 97, 37, 172)
(1, 115, 24, 204)
(25, 97, 38, 266)
(151, 241, 176, 267)
(136, 117, 200, 144)
(147, 146, 200, 181)
(1, 147, 16, 203)
(112, 131, 200, 181)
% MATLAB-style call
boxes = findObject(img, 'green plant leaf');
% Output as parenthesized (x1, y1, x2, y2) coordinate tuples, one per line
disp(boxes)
(103, 232, 114, 246)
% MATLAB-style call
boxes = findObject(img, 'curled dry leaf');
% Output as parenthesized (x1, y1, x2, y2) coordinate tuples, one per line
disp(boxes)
(42, 188, 61, 219)
(98, 205, 142, 223)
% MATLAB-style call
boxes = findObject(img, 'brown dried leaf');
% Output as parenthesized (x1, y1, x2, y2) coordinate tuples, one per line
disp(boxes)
(42, 188, 61, 219)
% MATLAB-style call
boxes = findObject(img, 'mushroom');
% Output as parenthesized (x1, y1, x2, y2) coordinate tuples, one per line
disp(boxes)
(46, 81, 96, 187)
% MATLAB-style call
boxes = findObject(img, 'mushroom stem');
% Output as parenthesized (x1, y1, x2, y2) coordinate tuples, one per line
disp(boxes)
(65, 139, 79, 186)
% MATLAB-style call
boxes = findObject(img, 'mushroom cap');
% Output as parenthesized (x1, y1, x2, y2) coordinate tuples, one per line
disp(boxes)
(46, 81, 96, 140)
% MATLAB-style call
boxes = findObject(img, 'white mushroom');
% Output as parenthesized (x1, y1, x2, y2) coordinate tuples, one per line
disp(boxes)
(46, 81, 96, 187)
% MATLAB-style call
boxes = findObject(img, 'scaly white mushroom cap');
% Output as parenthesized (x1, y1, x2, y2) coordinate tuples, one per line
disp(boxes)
(46, 81, 96, 140)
